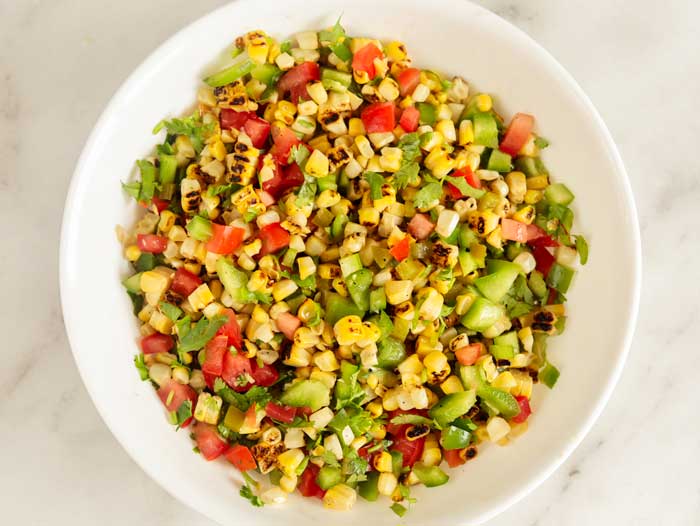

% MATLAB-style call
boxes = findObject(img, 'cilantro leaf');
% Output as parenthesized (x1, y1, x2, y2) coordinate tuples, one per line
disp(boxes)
(136, 160, 157, 201)
(393, 161, 420, 190)
(364, 171, 385, 200)
(239, 475, 264, 507)
(208, 184, 238, 197)
(343, 449, 369, 484)
(177, 314, 228, 353)
(280, 40, 292, 54)
(575, 235, 589, 265)
(444, 175, 486, 199)
(288, 144, 310, 165)
(392, 133, 422, 190)
(134, 354, 149, 381)
(319, 17, 346, 45)
(174, 400, 192, 430)
(295, 176, 318, 208)
(398, 132, 421, 162)
(413, 181, 443, 209)
(214, 377, 250, 411)
(534, 136, 550, 149)
(159, 302, 182, 321)
(217, 423, 239, 441)
(316, 449, 341, 468)
(246, 386, 272, 408)
(367, 439, 393, 454)
(155, 112, 214, 153)
(390, 414, 434, 427)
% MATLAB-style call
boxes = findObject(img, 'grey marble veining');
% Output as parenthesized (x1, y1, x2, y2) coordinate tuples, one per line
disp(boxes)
(1, 0, 698, 524)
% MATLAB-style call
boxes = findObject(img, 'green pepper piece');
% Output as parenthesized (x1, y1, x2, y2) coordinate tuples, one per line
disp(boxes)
(186, 216, 213, 242)
(325, 293, 364, 326)
(417, 103, 437, 126)
(358, 471, 380, 501)
(539, 362, 560, 388)
(485, 259, 523, 276)
(441, 425, 471, 450)
(392, 317, 410, 341)
(321, 68, 352, 90)
(376, 337, 406, 369)
(478, 385, 520, 418)
(281, 248, 297, 268)
(486, 149, 512, 173)
(544, 183, 574, 205)
(330, 214, 349, 241)
(546, 263, 575, 294)
(136, 160, 157, 202)
(368, 312, 393, 339)
(158, 154, 177, 186)
(428, 390, 477, 427)
(316, 466, 343, 490)
(250, 63, 281, 86)
(268, 469, 283, 486)
(204, 59, 255, 87)
(412, 463, 450, 487)
(331, 42, 353, 61)
(460, 297, 503, 331)
(473, 267, 520, 303)
(279, 379, 331, 411)
(493, 330, 519, 351)
(390, 450, 403, 476)
(458, 250, 479, 275)
(134, 253, 158, 272)
(346, 269, 372, 313)
(489, 344, 515, 361)
(122, 273, 143, 294)
(528, 270, 548, 299)
(513, 157, 540, 177)
(369, 288, 387, 313)
(472, 112, 499, 148)
(317, 174, 338, 192)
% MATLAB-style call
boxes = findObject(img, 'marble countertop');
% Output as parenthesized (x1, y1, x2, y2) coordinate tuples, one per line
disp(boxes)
(1, 0, 698, 524)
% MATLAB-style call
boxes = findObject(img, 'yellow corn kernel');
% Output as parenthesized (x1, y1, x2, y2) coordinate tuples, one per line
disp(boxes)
(458, 119, 474, 145)
(421, 445, 442, 467)
(306, 81, 328, 105)
(384, 41, 407, 62)
(357, 207, 379, 228)
(524, 189, 543, 204)
(157, 210, 177, 234)
(318, 263, 341, 280)
(183, 261, 201, 275)
(492, 371, 517, 391)
(125, 245, 141, 262)
(209, 137, 227, 161)
(313, 350, 340, 372)
(323, 484, 357, 511)
(167, 225, 187, 242)
(348, 118, 365, 137)
(149, 310, 173, 334)
(423, 351, 450, 384)
(435, 119, 457, 143)
(486, 225, 503, 250)
(526, 175, 549, 190)
(277, 448, 305, 476)
(296, 256, 316, 281)
(512, 205, 536, 224)
(305, 149, 330, 178)
(373, 451, 393, 473)
(188, 283, 214, 311)
(366, 400, 383, 418)
(245, 30, 269, 64)
(486, 416, 511, 442)
(379, 146, 403, 172)
(377, 472, 398, 496)
(385, 280, 413, 305)
(397, 354, 424, 376)
(140, 270, 170, 295)
(272, 279, 299, 302)
(440, 375, 464, 394)
(475, 93, 493, 112)
(333, 315, 364, 346)
(354, 135, 374, 158)
(285, 345, 312, 367)
(279, 474, 297, 493)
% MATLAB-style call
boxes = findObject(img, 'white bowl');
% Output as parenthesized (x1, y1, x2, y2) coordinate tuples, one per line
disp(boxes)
(60, 0, 641, 524)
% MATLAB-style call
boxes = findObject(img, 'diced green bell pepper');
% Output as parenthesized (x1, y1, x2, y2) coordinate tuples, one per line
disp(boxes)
(330, 214, 348, 241)
(459, 365, 521, 418)
(346, 269, 372, 313)
(158, 154, 177, 185)
(441, 425, 471, 450)
(317, 174, 338, 192)
(396, 259, 424, 280)
(376, 337, 406, 370)
(487, 149, 512, 172)
(417, 103, 437, 126)
(134, 253, 158, 272)
(473, 266, 520, 303)
(321, 68, 352, 91)
(546, 263, 575, 294)
(268, 469, 283, 486)
(428, 390, 477, 427)
(186, 216, 213, 241)
(513, 156, 539, 178)
(369, 288, 387, 313)
(544, 183, 574, 206)
(493, 330, 519, 351)
(358, 471, 380, 501)
(472, 112, 499, 148)
(485, 259, 523, 276)
(250, 63, 281, 86)
(412, 463, 450, 487)
(368, 312, 394, 339)
(461, 297, 503, 331)
(204, 59, 255, 87)
(122, 273, 143, 294)
(279, 379, 330, 411)
(528, 270, 548, 299)
(392, 317, 410, 341)
(390, 450, 403, 476)
(458, 250, 479, 275)
(316, 466, 343, 490)
(325, 293, 364, 326)
(539, 362, 560, 388)
(489, 344, 515, 361)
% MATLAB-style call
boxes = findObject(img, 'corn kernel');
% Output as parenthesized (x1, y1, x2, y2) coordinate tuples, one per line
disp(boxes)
(125, 245, 141, 262)
(475, 93, 493, 112)
(440, 375, 465, 394)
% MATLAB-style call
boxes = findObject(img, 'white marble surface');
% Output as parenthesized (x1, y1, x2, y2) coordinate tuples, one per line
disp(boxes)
(1, 0, 698, 524)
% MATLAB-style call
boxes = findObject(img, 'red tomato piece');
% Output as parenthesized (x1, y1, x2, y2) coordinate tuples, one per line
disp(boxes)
(157, 380, 197, 428)
(140, 196, 170, 213)
(296, 406, 313, 417)
(205, 223, 245, 254)
(352, 42, 383, 79)
(216, 308, 243, 351)
(141, 333, 174, 355)
(446, 183, 462, 199)
(258, 222, 290, 256)
(243, 116, 271, 148)
(531, 244, 555, 276)
(361, 102, 396, 133)
(203, 371, 217, 390)
(250, 362, 279, 387)
(512, 396, 532, 424)
(389, 236, 410, 262)
(137, 233, 168, 254)
(202, 334, 228, 377)
(392, 434, 426, 468)
(444, 448, 467, 468)
(501, 218, 529, 243)
(170, 268, 202, 297)
(357, 445, 372, 461)
(262, 161, 305, 199)
(527, 225, 559, 246)
(298, 463, 326, 499)
(271, 124, 303, 164)
(222, 351, 253, 392)
(455, 343, 483, 366)
(399, 106, 420, 132)
(407, 213, 434, 240)
(219, 109, 257, 130)
(265, 402, 297, 423)
(396, 67, 421, 96)
(278, 62, 320, 103)
(499, 113, 535, 156)
(225, 444, 257, 471)
(193, 423, 229, 461)
(275, 311, 301, 340)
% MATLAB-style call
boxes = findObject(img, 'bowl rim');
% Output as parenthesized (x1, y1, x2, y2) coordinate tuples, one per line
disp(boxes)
(59, 1, 641, 523)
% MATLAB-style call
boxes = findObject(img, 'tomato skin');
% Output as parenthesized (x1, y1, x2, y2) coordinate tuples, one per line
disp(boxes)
(298, 463, 326, 499)
(531, 243, 555, 276)
(278, 62, 320, 103)
(220, 109, 257, 130)
(250, 362, 279, 387)
(170, 268, 202, 297)
(399, 106, 420, 132)
(444, 448, 467, 468)
(216, 308, 243, 351)
(361, 102, 396, 133)
(352, 42, 383, 79)
(391, 434, 426, 468)
(225, 444, 257, 471)
(262, 161, 305, 199)
(221, 351, 253, 392)
(527, 225, 559, 246)
(202, 335, 228, 376)
(396, 67, 421, 96)
(455, 343, 483, 366)
(275, 311, 301, 340)
(205, 224, 245, 254)
(501, 218, 529, 243)
(499, 113, 535, 156)
(141, 196, 170, 213)
(512, 396, 532, 424)
(407, 213, 434, 240)
(141, 333, 174, 354)
(258, 222, 291, 256)
(137, 234, 168, 254)
(243, 116, 271, 148)
(271, 124, 303, 164)
(193, 423, 229, 461)
(265, 402, 296, 423)
(157, 380, 197, 428)
(389, 236, 410, 262)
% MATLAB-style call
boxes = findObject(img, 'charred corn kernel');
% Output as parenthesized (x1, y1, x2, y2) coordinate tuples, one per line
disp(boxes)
(377, 473, 398, 497)
(440, 375, 465, 394)
(180, 177, 202, 214)
(317, 189, 341, 208)
(424, 146, 456, 177)
(366, 400, 383, 418)
(397, 354, 424, 376)
(167, 225, 187, 242)
(356, 207, 379, 228)
(244, 30, 269, 64)
(374, 451, 393, 473)
(512, 205, 536, 225)
(524, 189, 543, 204)
(323, 484, 356, 511)
(379, 146, 403, 172)
(412, 83, 430, 102)
(334, 315, 364, 345)
(348, 118, 365, 137)
(486, 225, 503, 250)
(487, 416, 511, 442)
(272, 279, 298, 302)
(286, 345, 312, 367)
(353, 69, 371, 84)
(526, 175, 549, 190)
(125, 245, 141, 262)
(306, 81, 328, 105)
(305, 149, 330, 178)
(423, 351, 450, 383)
(209, 137, 226, 162)
(277, 448, 305, 476)
(475, 93, 493, 112)
(148, 310, 172, 334)
(354, 135, 374, 158)
(183, 261, 201, 275)
(157, 210, 177, 234)
(435, 119, 457, 143)
(385, 280, 414, 305)
(318, 263, 341, 280)
(468, 210, 500, 237)
(505, 171, 527, 203)
(313, 350, 340, 372)
(377, 77, 400, 101)
(274, 100, 297, 125)
(511, 370, 534, 398)
(384, 41, 407, 62)
(297, 100, 318, 117)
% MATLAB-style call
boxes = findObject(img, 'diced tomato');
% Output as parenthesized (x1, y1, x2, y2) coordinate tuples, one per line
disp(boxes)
(203, 371, 217, 390)
(396, 67, 421, 96)
(140, 196, 170, 213)
(296, 406, 313, 417)
(137, 233, 168, 254)
(265, 402, 296, 423)
(455, 343, 483, 366)
(446, 166, 480, 199)
(527, 225, 559, 246)
(221, 351, 253, 392)
(202, 335, 228, 377)
(250, 362, 279, 387)
(446, 183, 462, 199)
(216, 308, 243, 350)
(262, 161, 305, 199)
(298, 463, 326, 499)
(399, 106, 420, 132)
(170, 268, 202, 297)
(358, 445, 372, 461)
(271, 124, 303, 164)
(225, 444, 257, 471)
(361, 102, 396, 133)
(205, 223, 245, 255)
(389, 236, 410, 262)
(141, 333, 174, 355)
(258, 222, 290, 256)
(531, 243, 555, 276)
(512, 396, 532, 424)
(407, 213, 434, 240)
(193, 423, 229, 461)
(220, 109, 257, 130)
(275, 311, 301, 340)
(352, 42, 383, 79)
(243, 116, 271, 148)
(499, 113, 535, 156)
(444, 448, 467, 468)
(278, 62, 320, 103)
(501, 218, 529, 243)
(547, 287, 558, 305)
(391, 434, 426, 468)
(157, 380, 197, 428)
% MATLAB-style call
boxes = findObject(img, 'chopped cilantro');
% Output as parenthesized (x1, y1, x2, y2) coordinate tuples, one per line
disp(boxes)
(392, 133, 422, 190)
(295, 176, 318, 208)
(174, 400, 192, 430)
(575, 235, 589, 265)
(121, 181, 141, 200)
(240, 473, 264, 507)
(177, 314, 228, 353)
(159, 302, 182, 321)
(134, 354, 149, 381)
(534, 136, 550, 149)
(288, 144, 310, 165)
(154, 112, 215, 153)
(413, 181, 443, 209)
(364, 171, 385, 200)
